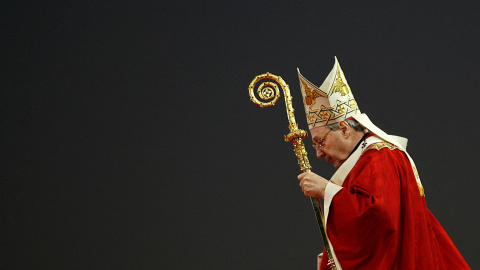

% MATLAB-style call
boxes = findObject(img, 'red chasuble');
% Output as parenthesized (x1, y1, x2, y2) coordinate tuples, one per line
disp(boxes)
(320, 144, 470, 269)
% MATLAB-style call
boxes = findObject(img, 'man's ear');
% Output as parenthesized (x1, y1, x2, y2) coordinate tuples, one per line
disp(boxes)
(338, 121, 350, 138)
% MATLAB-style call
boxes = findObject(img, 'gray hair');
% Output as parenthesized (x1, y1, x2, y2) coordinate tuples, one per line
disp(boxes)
(327, 118, 366, 132)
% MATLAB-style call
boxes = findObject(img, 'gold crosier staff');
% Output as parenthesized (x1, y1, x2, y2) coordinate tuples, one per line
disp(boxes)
(248, 73, 336, 270)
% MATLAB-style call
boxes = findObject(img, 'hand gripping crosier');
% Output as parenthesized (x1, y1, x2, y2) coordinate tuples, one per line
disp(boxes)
(248, 73, 336, 269)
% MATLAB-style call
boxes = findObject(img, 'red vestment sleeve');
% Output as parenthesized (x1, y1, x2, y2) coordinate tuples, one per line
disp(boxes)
(320, 148, 470, 270)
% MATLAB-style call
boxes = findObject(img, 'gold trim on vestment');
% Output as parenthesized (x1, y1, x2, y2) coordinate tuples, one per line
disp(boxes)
(363, 141, 402, 152)
(363, 142, 425, 197)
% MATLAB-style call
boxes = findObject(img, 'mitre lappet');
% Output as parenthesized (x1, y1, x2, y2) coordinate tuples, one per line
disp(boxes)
(298, 57, 361, 130)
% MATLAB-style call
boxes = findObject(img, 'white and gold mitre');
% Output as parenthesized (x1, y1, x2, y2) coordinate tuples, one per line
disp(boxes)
(298, 57, 361, 130)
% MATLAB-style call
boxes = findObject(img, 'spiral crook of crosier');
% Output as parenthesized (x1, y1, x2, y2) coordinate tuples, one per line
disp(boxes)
(248, 73, 284, 108)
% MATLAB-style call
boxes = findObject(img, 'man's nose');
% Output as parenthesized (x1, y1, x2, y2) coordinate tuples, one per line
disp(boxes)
(316, 148, 325, 159)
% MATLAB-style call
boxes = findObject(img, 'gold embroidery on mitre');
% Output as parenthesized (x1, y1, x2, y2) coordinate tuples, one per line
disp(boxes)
(337, 104, 346, 114)
(331, 70, 350, 96)
(330, 98, 359, 121)
(302, 81, 326, 107)
(327, 66, 360, 121)
(307, 106, 335, 127)
(320, 109, 333, 120)
(349, 99, 358, 110)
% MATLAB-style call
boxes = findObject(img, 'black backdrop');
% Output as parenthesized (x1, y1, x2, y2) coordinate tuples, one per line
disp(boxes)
(3, 1, 480, 269)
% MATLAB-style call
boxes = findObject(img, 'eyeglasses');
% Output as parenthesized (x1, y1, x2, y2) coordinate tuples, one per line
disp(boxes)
(312, 129, 332, 150)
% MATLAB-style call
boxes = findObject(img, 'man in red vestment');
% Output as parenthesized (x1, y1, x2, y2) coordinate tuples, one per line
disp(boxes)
(296, 58, 470, 269)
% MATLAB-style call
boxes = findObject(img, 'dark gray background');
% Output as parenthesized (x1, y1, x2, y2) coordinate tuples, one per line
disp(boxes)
(2, 1, 479, 269)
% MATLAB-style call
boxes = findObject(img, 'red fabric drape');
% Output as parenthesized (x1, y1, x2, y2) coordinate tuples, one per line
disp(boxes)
(320, 147, 469, 269)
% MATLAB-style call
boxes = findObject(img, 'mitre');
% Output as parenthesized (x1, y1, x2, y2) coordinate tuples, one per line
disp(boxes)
(298, 57, 361, 130)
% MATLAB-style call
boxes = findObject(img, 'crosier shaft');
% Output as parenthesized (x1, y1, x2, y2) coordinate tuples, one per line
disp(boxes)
(249, 73, 337, 269)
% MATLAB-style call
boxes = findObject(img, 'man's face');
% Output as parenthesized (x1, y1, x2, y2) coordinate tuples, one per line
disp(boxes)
(310, 125, 351, 169)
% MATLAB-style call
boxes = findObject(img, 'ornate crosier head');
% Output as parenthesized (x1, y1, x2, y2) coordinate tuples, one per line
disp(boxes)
(298, 57, 361, 130)
(248, 72, 301, 133)
(248, 72, 311, 171)
(248, 73, 283, 108)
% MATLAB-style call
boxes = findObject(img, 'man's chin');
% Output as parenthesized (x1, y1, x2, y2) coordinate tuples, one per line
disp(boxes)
(325, 158, 340, 169)
(332, 160, 347, 169)
(327, 159, 342, 169)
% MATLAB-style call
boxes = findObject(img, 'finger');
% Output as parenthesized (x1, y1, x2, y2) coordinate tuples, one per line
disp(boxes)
(297, 172, 307, 180)
(300, 181, 307, 193)
(300, 178, 307, 187)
